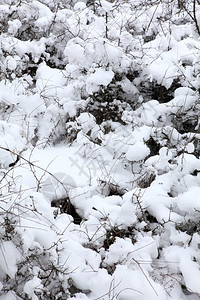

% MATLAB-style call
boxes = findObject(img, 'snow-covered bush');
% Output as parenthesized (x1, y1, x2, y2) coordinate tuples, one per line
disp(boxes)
(1, 0, 200, 299)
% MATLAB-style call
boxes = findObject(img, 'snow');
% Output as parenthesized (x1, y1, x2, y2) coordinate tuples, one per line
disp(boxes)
(12, 146, 94, 193)
(176, 187, 200, 214)
(86, 68, 114, 94)
(0, 292, 16, 300)
(0, 241, 21, 278)
(36, 62, 66, 96)
(23, 277, 42, 299)
(1, 0, 200, 299)
(64, 43, 86, 66)
(126, 141, 150, 162)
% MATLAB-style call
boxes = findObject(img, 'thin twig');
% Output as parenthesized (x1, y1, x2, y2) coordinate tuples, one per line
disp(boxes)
(133, 258, 158, 296)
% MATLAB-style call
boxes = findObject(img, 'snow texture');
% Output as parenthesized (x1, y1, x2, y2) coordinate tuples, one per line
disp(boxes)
(0, 0, 200, 299)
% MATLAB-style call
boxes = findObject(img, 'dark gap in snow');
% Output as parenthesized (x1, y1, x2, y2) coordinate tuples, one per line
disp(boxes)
(137, 171, 156, 188)
(45, 57, 66, 70)
(26, 65, 38, 78)
(98, 180, 127, 197)
(181, 284, 196, 296)
(88, 100, 127, 125)
(126, 70, 140, 82)
(143, 32, 157, 43)
(167, 192, 174, 197)
(108, 189, 124, 196)
(145, 137, 161, 157)
(140, 79, 181, 103)
(172, 113, 199, 134)
(68, 282, 89, 297)
(175, 220, 198, 236)
(193, 137, 200, 158)
(51, 198, 82, 225)
(100, 263, 116, 275)
(191, 169, 200, 176)
(87, 74, 138, 125)
(107, 184, 125, 197)
(17, 24, 45, 41)
(144, 210, 158, 224)
(103, 226, 136, 250)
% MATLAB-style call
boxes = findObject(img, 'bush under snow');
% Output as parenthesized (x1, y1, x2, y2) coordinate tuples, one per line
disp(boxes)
(0, 0, 200, 299)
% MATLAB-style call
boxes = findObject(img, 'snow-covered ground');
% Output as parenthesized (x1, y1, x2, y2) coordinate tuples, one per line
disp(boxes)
(0, 0, 200, 299)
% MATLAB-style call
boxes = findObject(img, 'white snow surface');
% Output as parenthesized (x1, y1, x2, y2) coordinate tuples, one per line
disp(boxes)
(0, 0, 200, 299)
